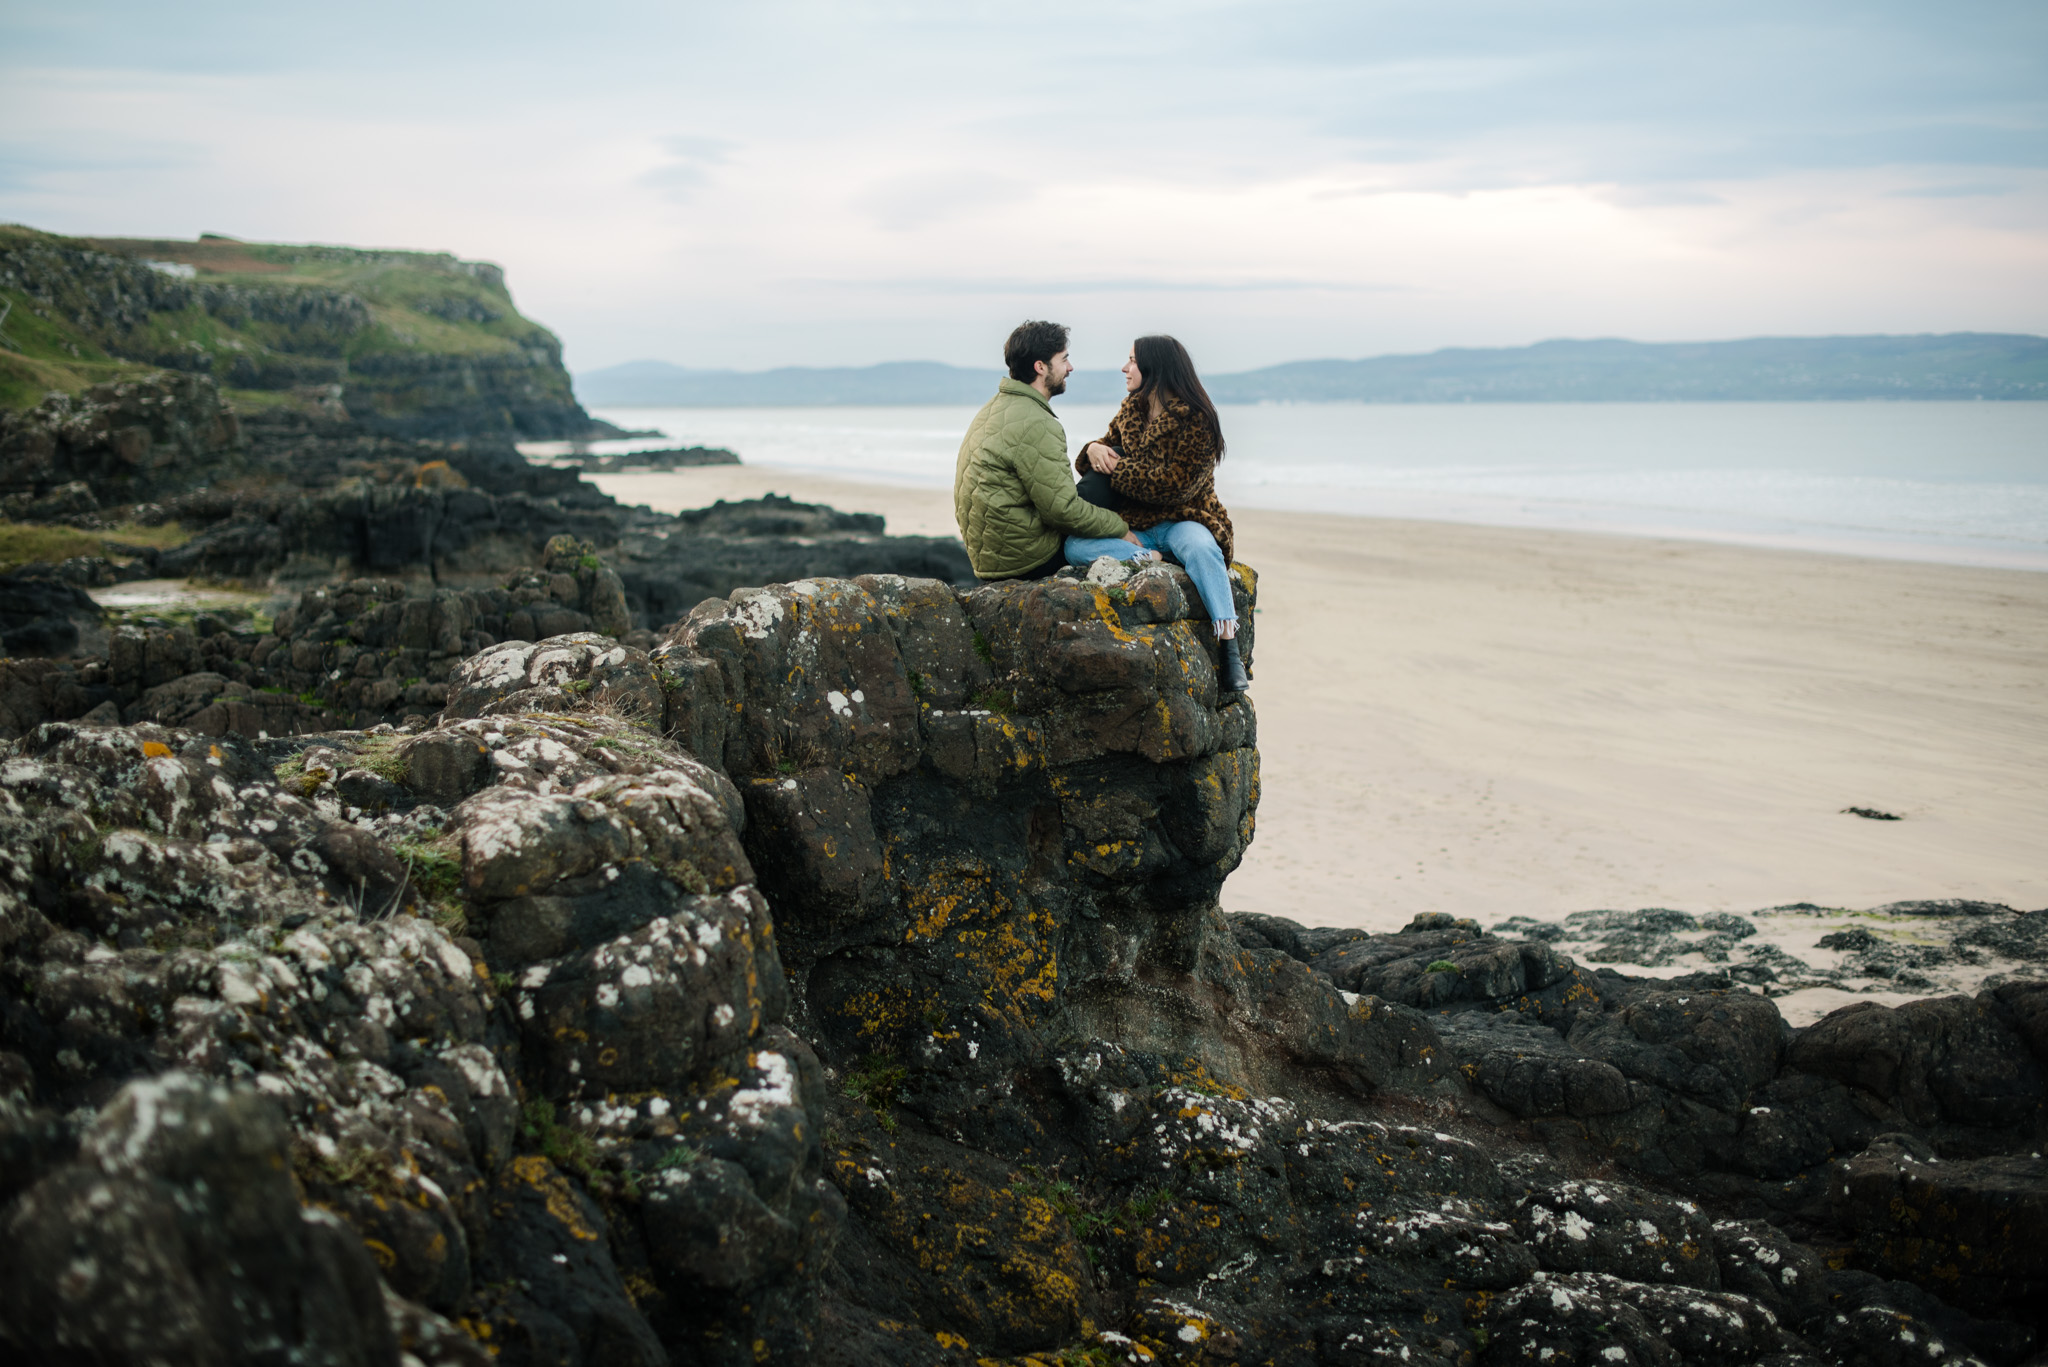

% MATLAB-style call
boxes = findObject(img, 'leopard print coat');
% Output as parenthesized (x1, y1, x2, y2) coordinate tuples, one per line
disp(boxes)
(1076, 394, 1235, 562)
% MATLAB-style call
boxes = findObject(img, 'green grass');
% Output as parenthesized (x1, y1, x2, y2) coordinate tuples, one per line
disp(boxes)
(390, 827, 463, 933)
(0, 276, 146, 408)
(292, 1139, 404, 1197)
(1425, 960, 1458, 973)
(347, 735, 410, 784)
(1051, 1348, 1116, 1367)
(0, 520, 191, 572)
(651, 1143, 700, 1172)
(599, 1139, 702, 1203)
(842, 1052, 908, 1132)
(521, 1099, 600, 1183)
(219, 386, 305, 412)
(0, 345, 138, 411)
(971, 687, 1014, 714)
(271, 754, 329, 798)
(104, 597, 269, 636)
(1009, 1169, 1177, 1262)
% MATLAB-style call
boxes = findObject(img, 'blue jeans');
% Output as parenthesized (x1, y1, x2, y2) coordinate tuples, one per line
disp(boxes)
(1064, 521, 1237, 628)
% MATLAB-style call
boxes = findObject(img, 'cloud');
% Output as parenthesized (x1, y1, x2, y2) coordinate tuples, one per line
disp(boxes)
(797, 275, 1411, 295)
(639, 134, 737, 202)
(851, 170, 1033, 231)
(0, 139, 194, 193)
(1889, 181, 2019, 199)
(3, 0, 2044, 370)
(1206, 2, 2048, 183)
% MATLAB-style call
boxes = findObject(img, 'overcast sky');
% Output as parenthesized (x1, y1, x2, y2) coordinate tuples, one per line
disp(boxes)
(4, 0, 2045, 373)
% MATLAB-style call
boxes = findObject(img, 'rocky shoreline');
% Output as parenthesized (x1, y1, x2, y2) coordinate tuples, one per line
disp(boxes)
(0, 372, 972, 690)
(0, 373, 2042, 1366)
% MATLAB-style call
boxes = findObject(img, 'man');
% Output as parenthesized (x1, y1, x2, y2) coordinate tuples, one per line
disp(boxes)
(954, 320, 1137, 579)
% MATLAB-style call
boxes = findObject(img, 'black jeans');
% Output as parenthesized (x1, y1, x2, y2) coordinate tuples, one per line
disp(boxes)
(1076, 469, 1124, 511)
(1014, 549, 1066, 581)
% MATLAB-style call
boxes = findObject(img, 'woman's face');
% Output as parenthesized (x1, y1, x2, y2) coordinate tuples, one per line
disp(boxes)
(1122, 348, 1142, 392)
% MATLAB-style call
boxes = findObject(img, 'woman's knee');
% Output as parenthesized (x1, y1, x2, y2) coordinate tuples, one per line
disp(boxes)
(1166, 523, 1224, 566)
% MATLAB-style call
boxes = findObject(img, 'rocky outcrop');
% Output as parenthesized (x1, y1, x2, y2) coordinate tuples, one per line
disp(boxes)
(0, 536, 636, 738)
(553, 444, 740, 474)
(0, 371, 244, 507)
(1, 225, 593, 439)
(0, 513, 972, 736)
(1233, 911, 2048, 1341)
(0, 564, 2042, 1367)
(152, 479, 973, 627)
(0, 563, 107, 659)
(146, 431, 974, 621)
(1494, 901, 2048, 1001)
(2, 368, 973, 636)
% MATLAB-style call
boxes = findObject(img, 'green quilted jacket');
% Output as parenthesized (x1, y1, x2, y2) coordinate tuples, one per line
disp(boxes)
(954, 380, 1128, 578)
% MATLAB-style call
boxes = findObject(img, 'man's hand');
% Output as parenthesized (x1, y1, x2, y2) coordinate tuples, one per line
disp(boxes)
(1121, 531, 1160, 560)
(1086, 442, 1121, 473)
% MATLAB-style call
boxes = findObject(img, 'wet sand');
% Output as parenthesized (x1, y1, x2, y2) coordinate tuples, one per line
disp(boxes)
(591, 465, 2048, 942)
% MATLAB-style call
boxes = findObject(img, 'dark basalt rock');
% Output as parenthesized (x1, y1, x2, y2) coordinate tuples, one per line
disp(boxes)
(0, 564, 107, 659)
(0, 568, 2041, 1366)
(0, 370, 245, 507)
(0, 539, 640, 738)
(0, 1074, 404, 1366)
(4, 374, 973, 638)
(1481, 1271, 1803, 1365)
(0, 701, 818, 1364)
(1478, 901, 2048, 1004)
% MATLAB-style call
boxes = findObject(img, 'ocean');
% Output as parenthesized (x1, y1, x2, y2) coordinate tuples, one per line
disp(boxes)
(561, 401, 2048, 571)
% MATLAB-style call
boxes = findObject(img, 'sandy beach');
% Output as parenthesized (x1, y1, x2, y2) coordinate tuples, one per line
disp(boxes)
(592, 465, 2048, 936)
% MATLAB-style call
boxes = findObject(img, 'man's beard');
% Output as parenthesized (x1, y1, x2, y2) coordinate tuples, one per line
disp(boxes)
(1045, 371, 1067, 396)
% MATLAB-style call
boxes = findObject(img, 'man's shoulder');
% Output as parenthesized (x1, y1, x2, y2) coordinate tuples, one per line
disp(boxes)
(985, 390, 1062, 438)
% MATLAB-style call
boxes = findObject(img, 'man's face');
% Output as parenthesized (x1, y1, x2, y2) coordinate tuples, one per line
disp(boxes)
(1037, 350, 1073, 396)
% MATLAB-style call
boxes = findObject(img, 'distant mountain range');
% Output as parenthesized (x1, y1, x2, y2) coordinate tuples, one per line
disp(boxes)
(576, 333, 2048, 407)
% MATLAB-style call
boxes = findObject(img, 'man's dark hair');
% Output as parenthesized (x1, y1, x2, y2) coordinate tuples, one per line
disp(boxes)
(1004, 320, 1069, 383)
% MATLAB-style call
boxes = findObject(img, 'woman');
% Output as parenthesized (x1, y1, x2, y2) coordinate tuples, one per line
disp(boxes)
(1063, 334, 1249, 692)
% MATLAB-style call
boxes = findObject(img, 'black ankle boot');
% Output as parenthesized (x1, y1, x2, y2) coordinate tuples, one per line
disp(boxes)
(1219, 637, 1251, 693)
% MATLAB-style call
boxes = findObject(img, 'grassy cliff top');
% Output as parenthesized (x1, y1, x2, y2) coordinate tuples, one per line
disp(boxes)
(77, 231, 525, 343)
(0, 225, 583, 435)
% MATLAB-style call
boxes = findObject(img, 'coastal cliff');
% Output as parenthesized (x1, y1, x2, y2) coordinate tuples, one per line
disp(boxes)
(0, 225, 593, 438)
(0, 552, 2043, 1366)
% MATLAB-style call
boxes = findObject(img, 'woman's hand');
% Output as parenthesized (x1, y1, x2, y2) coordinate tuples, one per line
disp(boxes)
(1086, 442, 1121, 473)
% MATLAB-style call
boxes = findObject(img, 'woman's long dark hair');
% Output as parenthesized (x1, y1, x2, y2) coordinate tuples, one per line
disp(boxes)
(1131, 334, 1226, 462)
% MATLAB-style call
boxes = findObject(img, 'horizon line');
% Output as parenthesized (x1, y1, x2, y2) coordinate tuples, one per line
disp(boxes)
(574, 330, 2048, 379)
